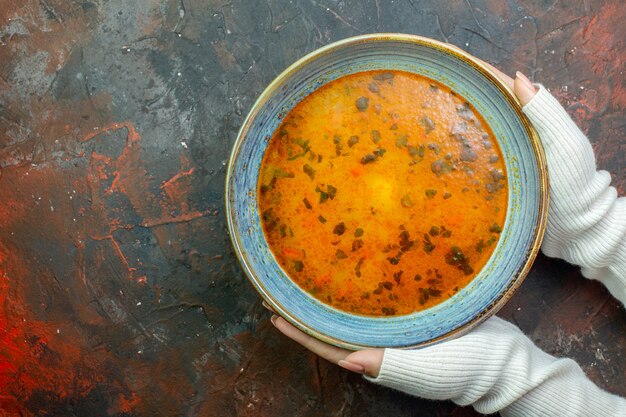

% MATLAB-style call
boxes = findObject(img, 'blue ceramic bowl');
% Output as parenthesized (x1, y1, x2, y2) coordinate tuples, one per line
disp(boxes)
(226, 34, 548, 349)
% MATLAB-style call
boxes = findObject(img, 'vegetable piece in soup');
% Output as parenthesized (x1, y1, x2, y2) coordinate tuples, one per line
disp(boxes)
(258, 70, 507, 316)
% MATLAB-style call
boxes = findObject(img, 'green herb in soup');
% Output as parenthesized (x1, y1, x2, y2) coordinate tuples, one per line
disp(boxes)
(258, 70, 508, 316)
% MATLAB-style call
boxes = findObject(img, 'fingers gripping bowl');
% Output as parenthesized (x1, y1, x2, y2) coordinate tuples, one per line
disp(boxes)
(226, 34, 548, 349)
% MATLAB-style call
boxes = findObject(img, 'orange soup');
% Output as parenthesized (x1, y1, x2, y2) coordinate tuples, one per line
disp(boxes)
(258, 70, 507, 316)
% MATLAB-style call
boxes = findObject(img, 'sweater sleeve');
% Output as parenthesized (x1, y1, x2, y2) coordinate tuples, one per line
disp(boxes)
(523, 86, 626, 305)
(366, 317, 626, 416)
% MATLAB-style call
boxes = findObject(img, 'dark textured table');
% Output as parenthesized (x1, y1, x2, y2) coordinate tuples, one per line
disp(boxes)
(1, 1, 624, 416)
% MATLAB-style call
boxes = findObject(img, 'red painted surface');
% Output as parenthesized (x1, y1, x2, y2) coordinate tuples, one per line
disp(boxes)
(0, 118, 221, 415)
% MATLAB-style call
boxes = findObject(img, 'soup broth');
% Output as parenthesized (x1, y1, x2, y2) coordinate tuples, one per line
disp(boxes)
(258, 70, 507, 316)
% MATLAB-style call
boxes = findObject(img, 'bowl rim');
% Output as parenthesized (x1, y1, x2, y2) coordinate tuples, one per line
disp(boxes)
(225, 33, 549, 349)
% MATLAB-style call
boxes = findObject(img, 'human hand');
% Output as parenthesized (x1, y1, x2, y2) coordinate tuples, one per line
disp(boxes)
(269, 311, 383, 376)
(263, 300, 382, 375)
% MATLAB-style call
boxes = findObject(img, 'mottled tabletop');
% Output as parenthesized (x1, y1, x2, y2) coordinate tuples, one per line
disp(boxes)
(1, 1, 624, 416)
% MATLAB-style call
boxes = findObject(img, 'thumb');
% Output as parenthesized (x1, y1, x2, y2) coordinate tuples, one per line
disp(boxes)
(514, 71, 537, 106)
(341, 349, 384, 377)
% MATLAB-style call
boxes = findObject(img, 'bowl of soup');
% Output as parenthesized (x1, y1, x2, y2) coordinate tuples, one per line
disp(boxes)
(226, 34, 548, 349)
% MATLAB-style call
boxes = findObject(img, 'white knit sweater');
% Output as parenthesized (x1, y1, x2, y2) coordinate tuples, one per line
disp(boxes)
(367, 86, 626, 416)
